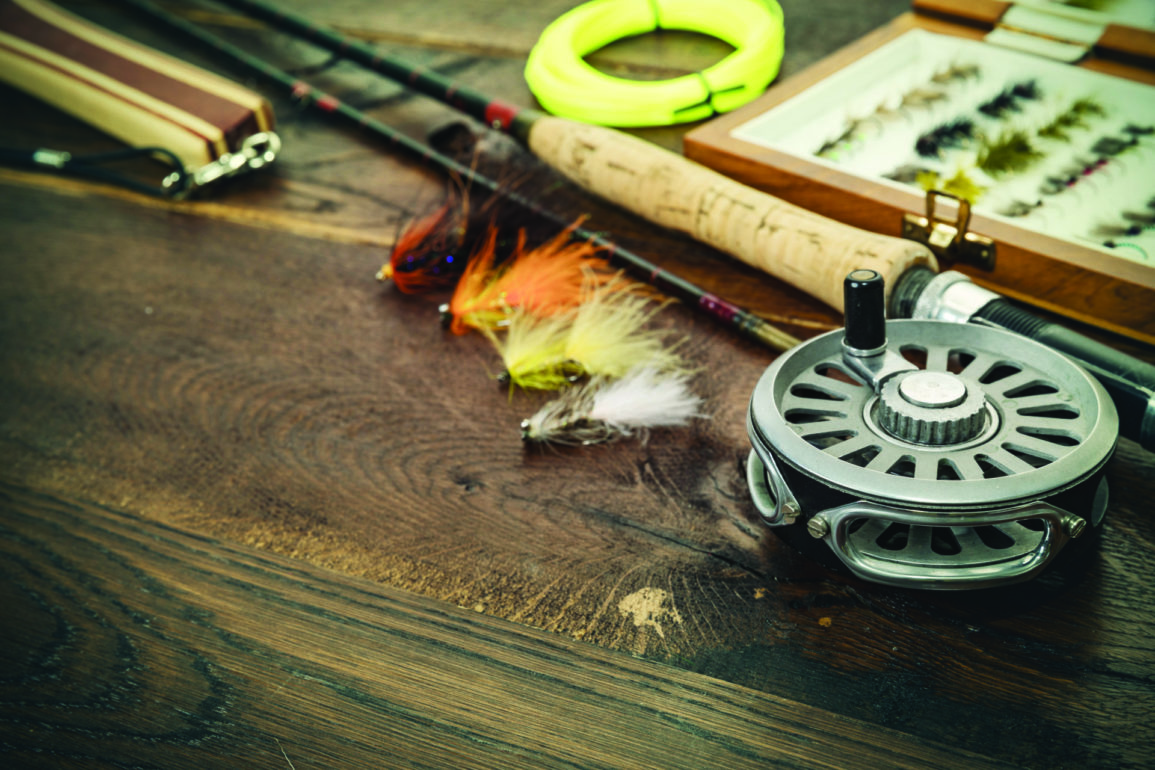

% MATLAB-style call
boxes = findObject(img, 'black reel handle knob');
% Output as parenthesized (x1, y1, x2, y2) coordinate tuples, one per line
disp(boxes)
(843, 269, 886, 352)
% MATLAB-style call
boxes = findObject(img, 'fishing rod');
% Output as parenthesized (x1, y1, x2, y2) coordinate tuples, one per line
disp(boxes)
(114, 0, 799, 353)
(209, 0, 934, 316)
(205, 0, 1155, 452)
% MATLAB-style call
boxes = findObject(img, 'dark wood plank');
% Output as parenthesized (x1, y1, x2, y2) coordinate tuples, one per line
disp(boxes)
(2, 163, 1155, 769)
(0, 480, 1014, 770)
(2, 1, 1155, 769)
(0, 176, 778, 646)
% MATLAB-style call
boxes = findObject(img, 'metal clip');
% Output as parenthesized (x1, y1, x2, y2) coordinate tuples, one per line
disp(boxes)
(902, 189, 996, 270)
(745, 449, 801, 527)
(163, 131, 281, 198)
(31, 148, 72, 169)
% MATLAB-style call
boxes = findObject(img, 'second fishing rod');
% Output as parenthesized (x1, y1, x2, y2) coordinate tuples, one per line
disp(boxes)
(115, 0, 799, 352)
(206, 0, 939, 315)
(207, 0, 1155, 452)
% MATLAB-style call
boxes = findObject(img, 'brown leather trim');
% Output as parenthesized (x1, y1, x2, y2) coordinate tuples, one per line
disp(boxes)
(0, 35, 218, 160)
(1, 0, 260, 150)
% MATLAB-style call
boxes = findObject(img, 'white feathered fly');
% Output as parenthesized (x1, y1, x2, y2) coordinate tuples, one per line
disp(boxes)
(520, 365, 706, 445)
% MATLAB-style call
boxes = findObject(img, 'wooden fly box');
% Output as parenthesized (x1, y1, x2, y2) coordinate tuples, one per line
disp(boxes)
(684, 0, 1155, 344)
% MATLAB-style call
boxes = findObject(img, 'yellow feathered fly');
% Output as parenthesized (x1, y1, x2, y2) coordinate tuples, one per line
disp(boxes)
(564, 277, 684, 380)
(484, 309, 581, 392)
(488, 276, 688, 391)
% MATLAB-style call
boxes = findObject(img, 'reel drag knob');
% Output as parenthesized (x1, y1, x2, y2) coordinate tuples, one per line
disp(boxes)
(876, 371, 987, 445)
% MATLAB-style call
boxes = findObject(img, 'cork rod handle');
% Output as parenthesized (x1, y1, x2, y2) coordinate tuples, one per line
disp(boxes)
(526, 116, 937, 312)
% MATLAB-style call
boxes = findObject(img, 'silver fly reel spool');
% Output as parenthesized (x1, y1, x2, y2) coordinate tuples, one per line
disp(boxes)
(746, 270, 1118, 590)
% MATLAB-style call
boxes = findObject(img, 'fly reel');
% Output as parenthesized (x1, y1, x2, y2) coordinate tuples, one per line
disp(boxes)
(746, 270, 1118, 590)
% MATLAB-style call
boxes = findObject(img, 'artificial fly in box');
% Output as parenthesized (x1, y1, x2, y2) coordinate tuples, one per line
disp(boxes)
(440, 220, 611, 335)
(818, 63, 978, 161)
(488, 278, 687, 391)
(520, 366, 705, 446)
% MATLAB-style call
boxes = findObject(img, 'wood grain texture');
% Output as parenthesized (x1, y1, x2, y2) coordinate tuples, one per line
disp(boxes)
(3, 161, 1155, 770)
(0, 480, 1020, 770)
(2, 1, 1154, 768)
(0, 176, 781, 653)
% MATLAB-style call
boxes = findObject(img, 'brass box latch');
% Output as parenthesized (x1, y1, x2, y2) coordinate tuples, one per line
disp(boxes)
(902, 190, 996, 270)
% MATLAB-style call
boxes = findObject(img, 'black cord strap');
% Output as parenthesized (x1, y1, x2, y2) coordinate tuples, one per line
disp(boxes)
(0, 145, 190, 197)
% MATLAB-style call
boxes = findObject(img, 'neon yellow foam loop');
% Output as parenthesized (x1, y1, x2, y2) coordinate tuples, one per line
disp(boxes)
(524, 0, 784, 127)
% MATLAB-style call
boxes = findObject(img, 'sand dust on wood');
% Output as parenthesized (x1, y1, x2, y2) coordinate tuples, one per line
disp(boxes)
(617, 587, 683, 639)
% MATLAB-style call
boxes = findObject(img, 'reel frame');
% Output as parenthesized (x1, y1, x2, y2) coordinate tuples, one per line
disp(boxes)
(745, 273, 1118, 590)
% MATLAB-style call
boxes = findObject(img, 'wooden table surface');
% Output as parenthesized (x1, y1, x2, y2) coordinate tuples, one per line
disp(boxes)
(2, 1, 1153, 768)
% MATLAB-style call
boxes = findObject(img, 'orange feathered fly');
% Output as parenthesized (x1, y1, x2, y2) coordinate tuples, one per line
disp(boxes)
(441, 219, 612, 335)
(377, 176, 493, 294)
(377, 200, 465, 293)
(377, 147, 516, 294)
